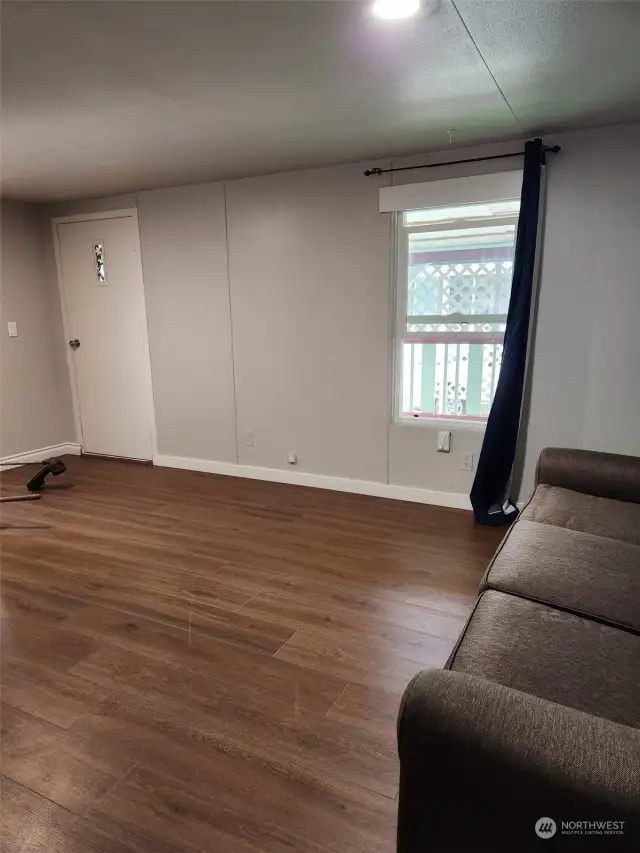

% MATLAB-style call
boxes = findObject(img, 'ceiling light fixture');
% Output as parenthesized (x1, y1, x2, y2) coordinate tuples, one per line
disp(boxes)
(372, 0, 421, 21)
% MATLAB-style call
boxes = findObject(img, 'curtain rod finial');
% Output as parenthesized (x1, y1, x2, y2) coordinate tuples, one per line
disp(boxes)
(364, 167, 383, 177)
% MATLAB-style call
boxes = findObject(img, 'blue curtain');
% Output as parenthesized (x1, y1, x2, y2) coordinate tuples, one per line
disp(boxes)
(470, 138, 545, 525)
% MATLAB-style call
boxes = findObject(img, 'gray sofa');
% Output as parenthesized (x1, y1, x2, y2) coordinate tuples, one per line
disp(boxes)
(397, 448, 640, 852)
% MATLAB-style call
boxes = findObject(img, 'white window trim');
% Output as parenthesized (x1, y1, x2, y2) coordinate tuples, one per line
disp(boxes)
(395, 414, 490, 431)
(380, 170, 523, 213)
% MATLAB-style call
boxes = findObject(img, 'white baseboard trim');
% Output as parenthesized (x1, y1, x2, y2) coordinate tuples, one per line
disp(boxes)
(153, 453, 472, 510)
(0, 442, 82, 470)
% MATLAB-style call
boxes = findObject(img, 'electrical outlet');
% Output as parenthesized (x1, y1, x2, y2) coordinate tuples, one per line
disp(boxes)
(245, 430, 254, 447)
(287, 451, 298, 465)
(461, 453, 474, 472)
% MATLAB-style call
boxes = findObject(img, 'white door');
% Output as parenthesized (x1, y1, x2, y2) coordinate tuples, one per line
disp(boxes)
(56, 213, 154, 460)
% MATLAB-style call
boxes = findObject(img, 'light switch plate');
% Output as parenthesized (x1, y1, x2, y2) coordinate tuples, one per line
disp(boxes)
(437, 430, 451, 453)
(7, 322, 18, 337)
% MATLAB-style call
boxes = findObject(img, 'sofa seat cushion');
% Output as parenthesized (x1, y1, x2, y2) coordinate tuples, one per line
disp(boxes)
(522, 484, 640, 546)
(483, 519, 640, 633)
(448, 590, 640, 728)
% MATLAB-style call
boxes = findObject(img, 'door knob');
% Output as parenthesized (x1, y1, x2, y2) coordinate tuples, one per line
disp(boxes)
(69, 339, 80, 350)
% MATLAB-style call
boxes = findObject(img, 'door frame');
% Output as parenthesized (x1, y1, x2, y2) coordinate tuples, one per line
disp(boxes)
(51, 208, 158, 460)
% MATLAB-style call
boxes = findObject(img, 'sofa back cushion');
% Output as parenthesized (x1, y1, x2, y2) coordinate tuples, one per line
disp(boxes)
(482, 518, 640, 633)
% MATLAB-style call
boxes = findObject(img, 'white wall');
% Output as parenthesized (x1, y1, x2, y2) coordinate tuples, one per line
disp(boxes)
(137, 183, 237, 462)
(41, 121, 640, 505)
(226, 163, 390, 482)
(48, 194, 138, 219)
(0, 201, 75, 457)
(518, 123, 640, 497)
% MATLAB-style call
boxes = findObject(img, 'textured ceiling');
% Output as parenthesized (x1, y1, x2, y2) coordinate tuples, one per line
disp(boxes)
(2, 0, 639, 201)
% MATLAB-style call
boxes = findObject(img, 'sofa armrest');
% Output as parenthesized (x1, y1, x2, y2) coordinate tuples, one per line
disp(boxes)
(397, 670, 640, 852)
(536, 447, 640, 503)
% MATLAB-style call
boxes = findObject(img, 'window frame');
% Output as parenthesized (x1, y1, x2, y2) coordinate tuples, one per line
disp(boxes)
(393, 210, 519, 428)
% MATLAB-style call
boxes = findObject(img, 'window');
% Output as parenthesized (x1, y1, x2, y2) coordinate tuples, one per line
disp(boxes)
(395, 194, 520, 423)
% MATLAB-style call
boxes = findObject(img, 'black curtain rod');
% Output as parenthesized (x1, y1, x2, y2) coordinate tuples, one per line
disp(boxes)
(364, 145, 561, 177)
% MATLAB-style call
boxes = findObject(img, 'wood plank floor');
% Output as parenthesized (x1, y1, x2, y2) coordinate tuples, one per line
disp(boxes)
(0, 456, 503, 853)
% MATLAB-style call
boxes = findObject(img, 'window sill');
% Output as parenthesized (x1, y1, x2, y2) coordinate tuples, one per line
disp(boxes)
(394, 417, 488, 432)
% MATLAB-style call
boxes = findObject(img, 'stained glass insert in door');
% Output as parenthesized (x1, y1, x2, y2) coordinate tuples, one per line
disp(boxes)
(94, 243, 106, 283)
